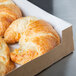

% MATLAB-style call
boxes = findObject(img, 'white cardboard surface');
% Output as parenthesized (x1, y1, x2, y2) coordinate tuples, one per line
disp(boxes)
(13, 0, 72, 38)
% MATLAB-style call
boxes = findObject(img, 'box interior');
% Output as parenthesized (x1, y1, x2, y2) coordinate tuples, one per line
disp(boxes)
(7, 0, 72, 74)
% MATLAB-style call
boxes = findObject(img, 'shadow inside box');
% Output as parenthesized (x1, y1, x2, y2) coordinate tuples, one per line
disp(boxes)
(28, 0, 53, 14)
(36, 52, 73, 76)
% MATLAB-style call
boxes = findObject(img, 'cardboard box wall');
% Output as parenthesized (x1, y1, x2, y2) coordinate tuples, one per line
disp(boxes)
(6, 0, 74, 76)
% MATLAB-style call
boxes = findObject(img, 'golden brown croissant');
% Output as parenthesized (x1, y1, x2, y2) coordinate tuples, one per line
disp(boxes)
(0, 37, 15, 75)
(10, 20, 60, 65)
(4, 16, 38, 44)
(0, 0, 22, 36)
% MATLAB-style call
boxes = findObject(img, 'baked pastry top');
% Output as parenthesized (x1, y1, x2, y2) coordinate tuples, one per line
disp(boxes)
(0, 0, 22, 36)
(10, 20, 60, 65)
(4, 16, 38, 44)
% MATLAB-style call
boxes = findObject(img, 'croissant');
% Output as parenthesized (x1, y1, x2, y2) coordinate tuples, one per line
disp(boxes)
(0, 37, 15, 75)
(0, 0, 22, 36)
(4, 16, 38, 44)
(10, 20, 60, 65)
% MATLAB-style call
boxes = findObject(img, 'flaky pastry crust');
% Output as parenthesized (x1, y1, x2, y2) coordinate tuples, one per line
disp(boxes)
(0, 0, 22, 36)
(4, 16, 38, 44)
(10, 20, 60, 65)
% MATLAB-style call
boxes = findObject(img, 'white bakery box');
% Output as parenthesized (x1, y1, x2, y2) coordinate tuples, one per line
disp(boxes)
(6, 0, 74, 76)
